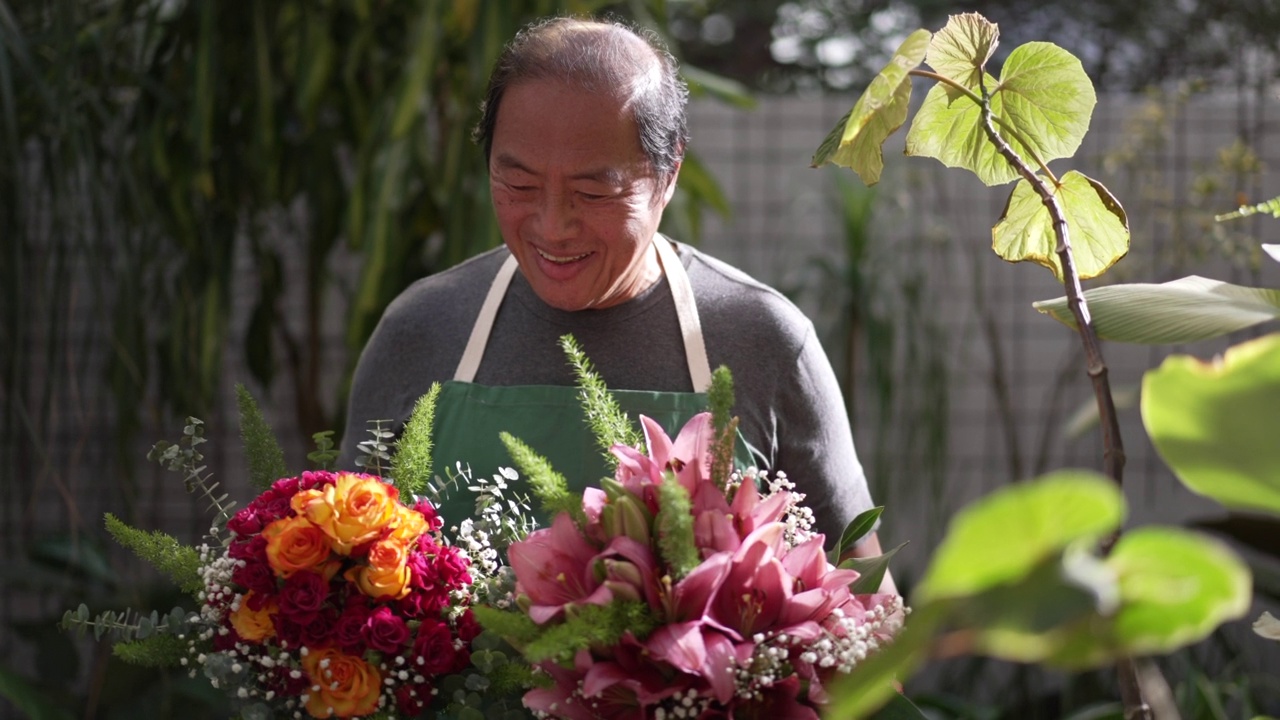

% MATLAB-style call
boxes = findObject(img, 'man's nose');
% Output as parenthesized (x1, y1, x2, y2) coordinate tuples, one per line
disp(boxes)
(537, 190, 579, 240)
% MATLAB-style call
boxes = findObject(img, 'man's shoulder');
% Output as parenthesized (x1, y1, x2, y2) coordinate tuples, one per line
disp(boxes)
(680, 244, 809, 321)
(381, 246, 508, 322)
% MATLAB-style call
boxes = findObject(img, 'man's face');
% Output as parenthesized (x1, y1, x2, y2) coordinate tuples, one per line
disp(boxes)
(488, 79, 677, 311)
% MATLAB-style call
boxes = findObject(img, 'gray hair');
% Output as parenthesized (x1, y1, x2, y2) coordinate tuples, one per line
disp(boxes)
(473, 17, 689, 183)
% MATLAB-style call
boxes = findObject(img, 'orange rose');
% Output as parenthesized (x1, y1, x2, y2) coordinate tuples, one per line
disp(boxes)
(386, 505, 429, 544)
(345, 539, 411, 600)
(262, 515, 332, 576)
(229, 591, 277, 642)
(295, 473, 400, 554)
(301, 647, 381, 718)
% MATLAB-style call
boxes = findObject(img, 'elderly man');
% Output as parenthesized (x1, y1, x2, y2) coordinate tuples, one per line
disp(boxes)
(339, 17, 888, 566)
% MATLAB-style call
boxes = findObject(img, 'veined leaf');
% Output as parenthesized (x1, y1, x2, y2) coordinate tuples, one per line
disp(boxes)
(811, 29, 930, 186)
(1264, 244, 1279, 264)
(1034, 276, 1280, 343)
(907, 43, 1095, 187)
(1141, 333, 1280, 516)
(993, 171, 1129, 281)
(996, 42, 1096, 167)
(927, 12, 999, 88)
(917, 471, 1123, 603)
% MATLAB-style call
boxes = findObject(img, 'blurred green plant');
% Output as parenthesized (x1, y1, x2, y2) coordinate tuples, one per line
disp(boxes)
(811, 11, 1269, 719)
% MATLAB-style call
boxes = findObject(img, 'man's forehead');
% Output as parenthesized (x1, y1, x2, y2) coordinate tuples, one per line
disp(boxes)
(491, 151, 645, 184)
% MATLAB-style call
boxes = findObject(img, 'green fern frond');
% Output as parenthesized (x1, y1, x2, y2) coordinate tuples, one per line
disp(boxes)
(499, 432, 583, 527)
(113, 634, 188, 667)
(104, 514, 202, 595)
(1215, 195, 1280, 221)
(522, 601, 658, 664)
(654, 474, 699, 580)
(236, 383, 288, 491)
(560, 334, 644, 467)
(392, 383, 440, 497)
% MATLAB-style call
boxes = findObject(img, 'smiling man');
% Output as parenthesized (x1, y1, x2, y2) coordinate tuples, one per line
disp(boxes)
(339, 17, 888, 566)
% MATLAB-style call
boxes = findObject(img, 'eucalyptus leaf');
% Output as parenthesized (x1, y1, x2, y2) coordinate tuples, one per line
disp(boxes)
(917, 470, 1123, 603)
(1035, 277, 1280, 343)
(812, 29, 930, 185)
(1141, 333, 1280, 515)
(992, 171, 1129, 281)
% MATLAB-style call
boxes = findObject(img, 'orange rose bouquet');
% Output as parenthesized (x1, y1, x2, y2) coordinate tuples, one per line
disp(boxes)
(62, 386, 539, 719)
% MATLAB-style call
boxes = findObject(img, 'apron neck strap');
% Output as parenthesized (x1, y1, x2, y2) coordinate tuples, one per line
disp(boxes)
(453, 238, 712, 392)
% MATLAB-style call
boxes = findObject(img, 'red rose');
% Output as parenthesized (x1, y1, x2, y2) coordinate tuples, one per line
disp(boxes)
(395, 681, 433, 716)
(333, 600, 370, 655)
(411, 498, 442, 532)
(232, 559, 277, 596)
(227, 505, 265, 537)
(456, 609, 482, 643)
(228, 535, 267, 562)
(363, 605, 410, 654)
(296, 605, 339, 649)
(411, 618, 457, 675)
(278, 569, 329, 622)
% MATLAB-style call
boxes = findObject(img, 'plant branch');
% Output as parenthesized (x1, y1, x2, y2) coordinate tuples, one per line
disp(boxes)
(978, 93, 1144, 720)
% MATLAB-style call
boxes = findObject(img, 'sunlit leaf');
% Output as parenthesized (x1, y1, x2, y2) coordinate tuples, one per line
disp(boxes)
(993, 171, 1128, 281)
(907, 42, 1095, 187)
(917, 471, 1123, 603)
(1141, 333, 1280, 515)
(1036, 276, 1280, 343)
(1047, 529, 1251, 668)
(812, 29, 930, 185)
(1264, 244, 1279, 263)
(927, 12, 999, 88)
(996, 42, 1096, 167)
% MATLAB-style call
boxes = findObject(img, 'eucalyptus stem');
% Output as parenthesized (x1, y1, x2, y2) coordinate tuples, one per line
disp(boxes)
(977, 95, 1147, 720)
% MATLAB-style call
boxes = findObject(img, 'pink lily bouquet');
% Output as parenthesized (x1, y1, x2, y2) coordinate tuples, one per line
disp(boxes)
(478, 390, 905, 719)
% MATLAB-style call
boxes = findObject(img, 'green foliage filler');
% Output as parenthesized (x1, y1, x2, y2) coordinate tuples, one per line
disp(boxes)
(236, 384, 288, 491)
(520, 601, 659, 665)
(112, 634, 189, 668)
(471, 606, 542, 646)
(103, 514, 202, 596)
(499, 432, 583, 528)
(655, 474, 699, 581)
(391, 383, 440, 497)
(561, 334, 645, 466)
(707, 366, 738, 488)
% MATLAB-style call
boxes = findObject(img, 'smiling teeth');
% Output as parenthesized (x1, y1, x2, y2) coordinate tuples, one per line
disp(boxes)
(536, 247, 589, 263)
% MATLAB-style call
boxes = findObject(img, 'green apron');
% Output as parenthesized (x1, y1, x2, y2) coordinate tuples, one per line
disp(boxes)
(428, 236, 755, 528)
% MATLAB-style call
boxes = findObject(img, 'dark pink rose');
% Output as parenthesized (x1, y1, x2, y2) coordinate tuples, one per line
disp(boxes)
(295, 606, 339, 649)
(395, 682, 432, 716)
(412, 618, 457, 675)
(396, 587, 447, 619)
(333, 601, 370, 655)
(411, 498, 442, 532)
(432, 545, 472, 588)
(364, 605, 410, 654)
(228, 535, 268, 562)
(232, 559, 277, 596)
(278, 570, 328, 621)
(227, 506, 265, 537)
(456, 609, 482, 643)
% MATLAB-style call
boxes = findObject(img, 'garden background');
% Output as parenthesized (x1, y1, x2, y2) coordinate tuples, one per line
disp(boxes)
(4, 0, 1280, 717)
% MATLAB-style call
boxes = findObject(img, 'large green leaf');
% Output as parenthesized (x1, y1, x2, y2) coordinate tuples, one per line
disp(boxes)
(916, 471, 1124, 603)
(1035, 277, 1280, 343)
(992, 170, 1129, 281)
(811, 29, 931, 185)
(926, 12, 998, 88)
(1047, 528, 1251, 668)
(906, 42, 1095, 187)
(1141, 333, 1280, 515)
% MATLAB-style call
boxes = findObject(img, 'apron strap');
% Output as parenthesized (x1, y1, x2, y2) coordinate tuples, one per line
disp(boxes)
(653, 236, 712, 393)
(453, 238, 713, 392)
(454, 254, 519, 382)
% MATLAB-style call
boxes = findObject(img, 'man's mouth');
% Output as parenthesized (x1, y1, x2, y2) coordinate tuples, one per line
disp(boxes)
(535, 247, 591, 264)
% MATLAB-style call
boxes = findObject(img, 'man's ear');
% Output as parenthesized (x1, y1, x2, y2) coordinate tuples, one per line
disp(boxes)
(660, 159, 683, 207)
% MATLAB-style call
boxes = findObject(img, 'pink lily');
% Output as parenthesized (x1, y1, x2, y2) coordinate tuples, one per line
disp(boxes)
(509, 513, 602, 624)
